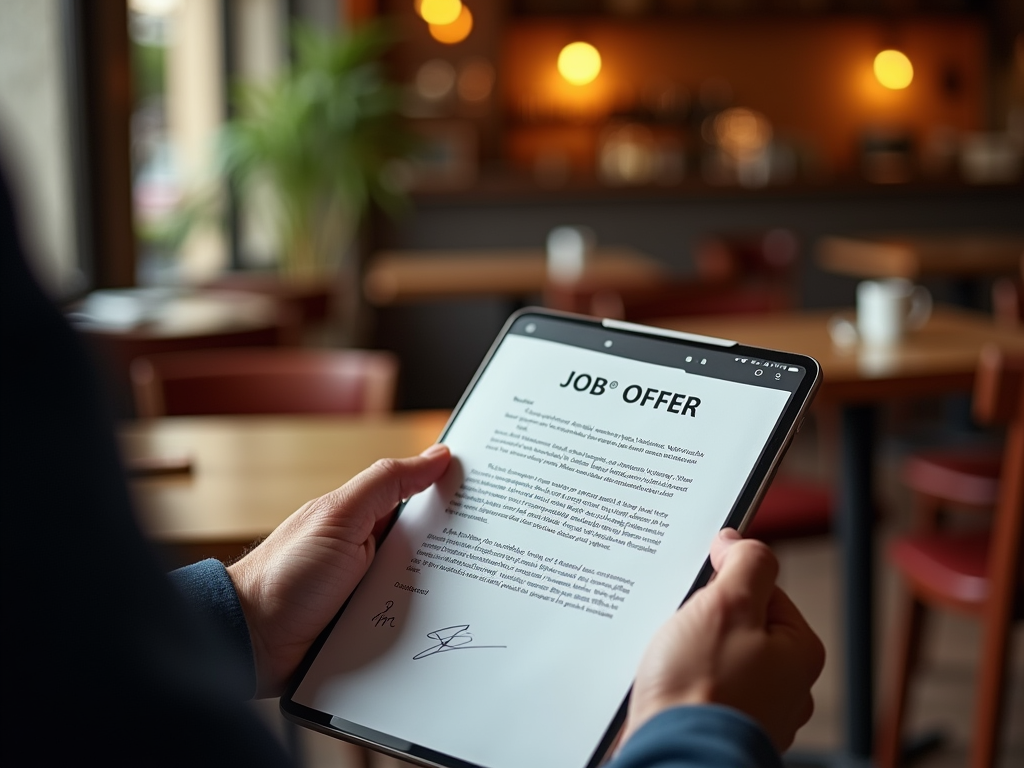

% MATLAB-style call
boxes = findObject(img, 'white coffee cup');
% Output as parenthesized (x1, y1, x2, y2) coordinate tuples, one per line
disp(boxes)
(546, 226, 595, 282)
(856, 278, 932, 345)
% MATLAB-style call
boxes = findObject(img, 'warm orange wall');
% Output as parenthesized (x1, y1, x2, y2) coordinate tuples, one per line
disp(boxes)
(501, 17, 987, 174)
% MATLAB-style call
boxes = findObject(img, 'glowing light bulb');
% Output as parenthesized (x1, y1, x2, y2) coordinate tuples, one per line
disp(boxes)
(874, 49, 913, 90)
(429, 5, 472, 44)
(418, 0, 461, 26)
(557, 42, 601, 86)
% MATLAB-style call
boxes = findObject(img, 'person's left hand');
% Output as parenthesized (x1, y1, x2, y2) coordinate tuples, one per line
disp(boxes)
(227, 443, 451, 697)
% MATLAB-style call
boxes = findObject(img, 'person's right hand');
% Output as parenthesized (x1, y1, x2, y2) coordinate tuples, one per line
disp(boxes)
(622, 528, 826, 753)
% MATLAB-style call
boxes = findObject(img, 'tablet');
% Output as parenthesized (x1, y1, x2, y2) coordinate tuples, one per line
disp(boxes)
(282, 309, 821, 768)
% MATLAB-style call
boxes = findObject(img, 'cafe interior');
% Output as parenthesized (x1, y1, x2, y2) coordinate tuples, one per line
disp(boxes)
(1, 0, 1022, 766)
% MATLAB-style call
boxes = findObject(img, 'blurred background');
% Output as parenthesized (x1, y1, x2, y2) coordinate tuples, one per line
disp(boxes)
(1, 0, 1021, 408)
(1, 2, 1022, 767)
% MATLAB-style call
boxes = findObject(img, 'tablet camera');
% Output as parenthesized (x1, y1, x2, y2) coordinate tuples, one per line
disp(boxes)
(525, 323, 537, 334)
(604, 340, 613, 348)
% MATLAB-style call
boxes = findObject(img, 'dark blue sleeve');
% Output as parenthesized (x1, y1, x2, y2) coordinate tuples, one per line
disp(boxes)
(170, 558, 258, 700)
(608, 705, 783, 768)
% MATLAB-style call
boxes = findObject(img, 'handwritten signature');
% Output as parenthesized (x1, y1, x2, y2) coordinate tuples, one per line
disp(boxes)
(413, 625, 506, 660)
(371, 601, 396, 628)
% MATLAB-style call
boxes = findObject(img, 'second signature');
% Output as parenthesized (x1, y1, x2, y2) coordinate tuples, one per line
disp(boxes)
(413, 625, 506, 660)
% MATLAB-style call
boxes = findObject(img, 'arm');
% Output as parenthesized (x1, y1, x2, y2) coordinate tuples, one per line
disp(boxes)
(170, 558, 258, 697)
(610, 706, 782, 768)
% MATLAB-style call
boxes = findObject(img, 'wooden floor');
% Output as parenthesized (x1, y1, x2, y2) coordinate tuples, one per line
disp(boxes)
(258, 419, 1024, 768)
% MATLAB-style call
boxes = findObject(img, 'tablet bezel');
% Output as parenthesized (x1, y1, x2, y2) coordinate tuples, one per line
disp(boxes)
(281, 307, 821, 768)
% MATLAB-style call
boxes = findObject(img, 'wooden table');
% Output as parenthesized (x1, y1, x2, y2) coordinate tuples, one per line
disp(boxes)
(817, 235, 1024, 280)
(123, 411, 451, 560)
(363, 247, 664, 305)
(651, 307, 1024, 765)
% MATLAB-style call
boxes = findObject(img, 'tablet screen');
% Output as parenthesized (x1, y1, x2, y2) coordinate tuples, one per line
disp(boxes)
(287, 311, 817, 768)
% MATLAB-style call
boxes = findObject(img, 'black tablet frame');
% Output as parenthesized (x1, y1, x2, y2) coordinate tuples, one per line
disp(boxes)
(281, 307, 821, 768)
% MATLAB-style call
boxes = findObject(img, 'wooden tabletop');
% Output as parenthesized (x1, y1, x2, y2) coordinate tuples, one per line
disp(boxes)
(123, 411, 451, 550)
(817, 235, 1024, 280)
(652, 306, 1024, 403)
(363, 247, 664, 305)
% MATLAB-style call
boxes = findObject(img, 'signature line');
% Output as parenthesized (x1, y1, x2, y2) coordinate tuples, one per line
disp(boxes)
(413, 624, 506, 660)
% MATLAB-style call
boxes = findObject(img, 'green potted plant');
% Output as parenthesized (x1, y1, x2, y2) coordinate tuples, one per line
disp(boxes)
(221, 22, 409, 277)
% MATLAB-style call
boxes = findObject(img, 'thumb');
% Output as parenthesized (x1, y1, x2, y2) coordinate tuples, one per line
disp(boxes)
(327, 444, 451, 526)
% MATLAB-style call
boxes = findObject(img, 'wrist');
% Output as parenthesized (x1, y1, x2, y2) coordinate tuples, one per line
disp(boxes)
(226, 555, 273, 697)
(625, 681, 713, 744)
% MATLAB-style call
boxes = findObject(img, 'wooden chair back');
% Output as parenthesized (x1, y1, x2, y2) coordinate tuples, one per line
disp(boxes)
(131, 348, 398, 418)
(970, 344, 1024, 768)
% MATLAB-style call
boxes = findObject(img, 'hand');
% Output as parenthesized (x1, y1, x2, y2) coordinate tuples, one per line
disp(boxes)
(226, 444, 451, 697)
(622, 528, 825, 753)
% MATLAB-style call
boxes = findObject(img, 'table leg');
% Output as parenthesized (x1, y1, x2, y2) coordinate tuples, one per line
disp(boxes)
(838, 404, 877, 761)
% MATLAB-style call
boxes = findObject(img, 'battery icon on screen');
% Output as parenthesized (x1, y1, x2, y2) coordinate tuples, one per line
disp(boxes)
(788, 367, 799, 372)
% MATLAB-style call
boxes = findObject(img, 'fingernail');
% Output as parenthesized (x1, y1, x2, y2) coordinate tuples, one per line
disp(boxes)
(420, 443, 448, 458)
(718, 528, 741, 541)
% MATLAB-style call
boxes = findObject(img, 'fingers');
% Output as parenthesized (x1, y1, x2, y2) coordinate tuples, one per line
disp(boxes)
(766, 585, 815, 642)
(328, 444, 451, 526)
(708, 529, 778, 627)
(767, 587, 827, 684)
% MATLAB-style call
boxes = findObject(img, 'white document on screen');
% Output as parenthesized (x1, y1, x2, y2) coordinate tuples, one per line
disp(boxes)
(293, 334, 791, 768)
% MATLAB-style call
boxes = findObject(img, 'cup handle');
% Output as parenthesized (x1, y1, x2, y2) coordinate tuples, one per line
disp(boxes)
(908, 286, 932, 329)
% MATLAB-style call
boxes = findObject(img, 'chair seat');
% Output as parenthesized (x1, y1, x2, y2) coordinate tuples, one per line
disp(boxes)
(901, 448, 1002, 507)
(888, 532, 991, 610)
(745, 478, 832, 542)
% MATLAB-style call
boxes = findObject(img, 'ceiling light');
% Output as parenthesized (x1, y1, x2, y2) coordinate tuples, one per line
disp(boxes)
(874, 49, 914, 90)
(429, 5, 473, 44)
(418, 0, 462, 27)
(557, 42, 602, 86)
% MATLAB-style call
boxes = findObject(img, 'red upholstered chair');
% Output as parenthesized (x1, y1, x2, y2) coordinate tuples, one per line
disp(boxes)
(876, 345, 1024, 768)
(131, 348, 398, 418)
(901, 448, 1003, 525)
(744, 478, 833, 543)
(80, 318, 295, 417)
